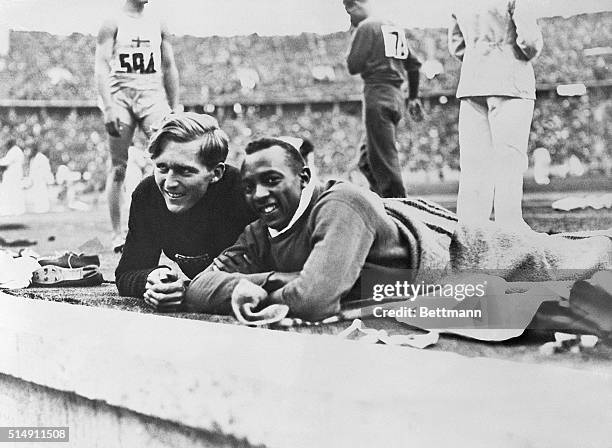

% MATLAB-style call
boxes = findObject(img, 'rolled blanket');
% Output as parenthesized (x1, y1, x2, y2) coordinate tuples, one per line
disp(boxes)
(384, 197, 612, 282)
(383, 197, 458, 282)
(450, 223, 612, 282)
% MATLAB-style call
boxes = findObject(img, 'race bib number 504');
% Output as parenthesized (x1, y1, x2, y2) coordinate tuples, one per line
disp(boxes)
(381, 25, 409, 59)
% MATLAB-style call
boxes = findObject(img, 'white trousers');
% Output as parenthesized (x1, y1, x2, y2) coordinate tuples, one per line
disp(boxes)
(457, 96, 534, 228)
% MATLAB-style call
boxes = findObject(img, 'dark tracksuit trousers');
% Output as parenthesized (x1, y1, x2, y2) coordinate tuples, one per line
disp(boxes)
(358, 83, 406, 198)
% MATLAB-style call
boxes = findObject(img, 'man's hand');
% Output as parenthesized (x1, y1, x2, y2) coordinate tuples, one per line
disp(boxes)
(104, 107, 122, 137)
(231, 279, 268, 311)
(407, 98, 424, 122)
(266, 271, 299, 291)
(143, 267, 188, 312)
(212, 251, 254, 273)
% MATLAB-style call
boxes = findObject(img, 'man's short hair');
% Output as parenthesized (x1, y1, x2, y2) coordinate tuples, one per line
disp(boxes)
(277, 136, 314, 159)
(148, 112, 229, 169)
(244, 137, 306, 174)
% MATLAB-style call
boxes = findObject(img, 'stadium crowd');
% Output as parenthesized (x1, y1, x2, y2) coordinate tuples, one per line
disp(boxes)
(2, 12, 609, 102)
(1, 91, 609, 189)
(0, 11, 610, 186)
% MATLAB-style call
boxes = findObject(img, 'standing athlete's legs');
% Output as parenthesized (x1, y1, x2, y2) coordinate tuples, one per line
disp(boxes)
(456, 97, 495, 223)
(101, 89, 138, 250)
(488, 97, 534, 229)
(363, 84, 405, 198)
(137, 90, 172, 138)
(106, 119, 136, 248)
(357, 141, 378, 193)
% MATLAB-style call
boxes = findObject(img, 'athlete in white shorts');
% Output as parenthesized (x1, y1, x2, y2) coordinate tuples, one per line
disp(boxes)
(95, 0, 180, 251)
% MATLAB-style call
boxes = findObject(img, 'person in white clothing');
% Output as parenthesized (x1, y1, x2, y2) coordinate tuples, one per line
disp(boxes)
(0, 139, 26, 216)
(26, 144, 55, 213)
(449, 0, 543, 230)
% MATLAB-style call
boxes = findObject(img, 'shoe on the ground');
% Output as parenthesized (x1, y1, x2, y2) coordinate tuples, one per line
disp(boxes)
(32, 265, 104, 287)
(112, 234, 126, 254)
(38, 251, 100, 268)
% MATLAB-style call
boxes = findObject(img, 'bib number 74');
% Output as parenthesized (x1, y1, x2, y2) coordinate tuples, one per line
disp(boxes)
(381, 25, 409, 59)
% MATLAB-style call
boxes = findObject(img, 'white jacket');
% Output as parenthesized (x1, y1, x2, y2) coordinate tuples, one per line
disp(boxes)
(449, 0, 543, 99)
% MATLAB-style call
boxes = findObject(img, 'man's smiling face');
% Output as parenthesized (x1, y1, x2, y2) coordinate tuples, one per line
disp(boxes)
(153, 139, 222, 214)
(241, 146, 310, 231)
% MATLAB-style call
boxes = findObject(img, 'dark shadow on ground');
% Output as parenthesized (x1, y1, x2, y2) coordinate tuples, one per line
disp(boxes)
(0, 223, 28, 231)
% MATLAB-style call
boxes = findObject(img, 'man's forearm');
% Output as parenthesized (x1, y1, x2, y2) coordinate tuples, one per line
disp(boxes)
(268, 201, 377, 322)
(184, 270, 274, 315)
(448, 15, 466, 61)
(116, 267, 159, 298)
(94, 67, 113, 114)
(513, 0, 543, 61)
(164, 67, 180, 110)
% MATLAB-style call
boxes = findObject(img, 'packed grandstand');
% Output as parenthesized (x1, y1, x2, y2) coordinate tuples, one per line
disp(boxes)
(0, 11, 610, 185)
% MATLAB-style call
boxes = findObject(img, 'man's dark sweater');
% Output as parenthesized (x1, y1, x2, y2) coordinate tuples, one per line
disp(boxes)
(115, 165, 256, 298)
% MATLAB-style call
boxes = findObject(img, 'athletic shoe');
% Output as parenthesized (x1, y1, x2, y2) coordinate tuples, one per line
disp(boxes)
(38, 252, 100, 268)
(32, 265, 104, 287)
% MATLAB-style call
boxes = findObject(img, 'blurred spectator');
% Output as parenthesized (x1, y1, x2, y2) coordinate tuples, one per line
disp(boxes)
(532, 147, 551, 185)
(0, 139, 26, 216)
(56, 164, 89, 211)
(568, 154, 585, 177)
(25, 143, 54, 213)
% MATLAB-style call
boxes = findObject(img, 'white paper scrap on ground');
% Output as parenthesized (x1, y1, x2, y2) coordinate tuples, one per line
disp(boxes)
(552, 193, 612, 211)
(0, 252, 40, 289)
(339, 318, 439, 349)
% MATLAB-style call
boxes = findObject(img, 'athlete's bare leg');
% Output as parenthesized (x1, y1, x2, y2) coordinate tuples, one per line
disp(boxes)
(106, 121, 135, 250)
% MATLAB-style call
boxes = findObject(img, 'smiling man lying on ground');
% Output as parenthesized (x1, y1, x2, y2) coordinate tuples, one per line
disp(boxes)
(115, 112, 255, 309)
(182, 137, 612, 322)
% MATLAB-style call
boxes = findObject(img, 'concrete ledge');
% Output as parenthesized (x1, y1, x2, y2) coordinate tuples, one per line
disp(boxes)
(0, 374, 252, 448)
(1, 292, 611, 447)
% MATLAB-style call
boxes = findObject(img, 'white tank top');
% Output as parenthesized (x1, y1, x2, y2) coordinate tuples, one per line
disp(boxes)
(109, 9, 164, 93)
